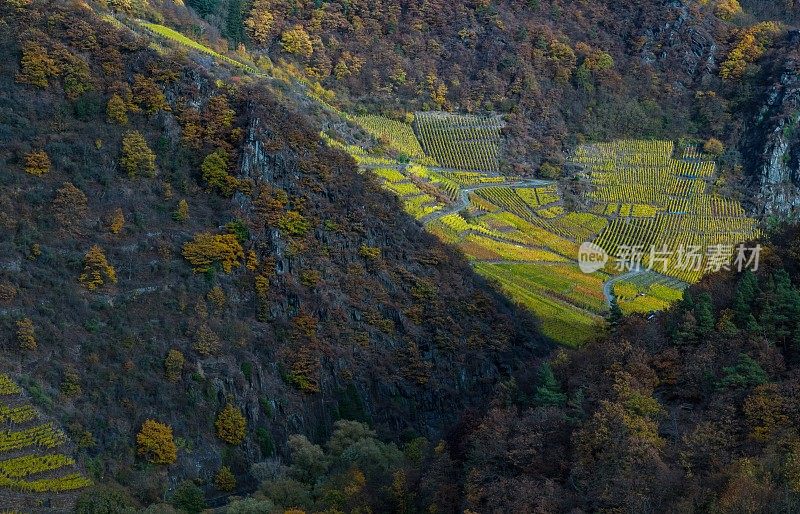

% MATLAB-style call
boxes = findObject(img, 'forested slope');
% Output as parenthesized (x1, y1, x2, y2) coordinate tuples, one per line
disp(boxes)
(0, 0, 547, 508)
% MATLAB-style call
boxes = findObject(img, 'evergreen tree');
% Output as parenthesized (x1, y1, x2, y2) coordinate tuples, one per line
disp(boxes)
(693, 292, 715, 336)
(717, 354, 768, 390)
(533, 362, 566, 408)
(733, 269, 758, 327)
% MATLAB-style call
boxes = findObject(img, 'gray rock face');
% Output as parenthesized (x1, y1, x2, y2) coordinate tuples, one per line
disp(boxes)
(753, 31, 800, 216)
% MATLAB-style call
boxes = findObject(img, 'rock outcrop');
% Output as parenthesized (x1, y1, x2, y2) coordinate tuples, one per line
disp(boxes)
(750, 31, 800, 216)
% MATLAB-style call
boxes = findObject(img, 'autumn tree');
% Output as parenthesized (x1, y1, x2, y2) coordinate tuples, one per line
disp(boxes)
(245, 4, 275, 45)
(254, 185, 288, 224)
(16, 318, 37, 351)
(215, 465, 236, 492)
(109, 208, 125, 234)
(704, 137, 725, 156)
(53, 182, 88, 232)
(79, 245, 117, 290)
(182, 232, 244, 273)
(281, 25, 313, 58)
(16, 42, 58, 88)
(164, 349, 185, 382)
(107, 94, 128, 124)
(179, 107, 203, 149)
(715, 0, 743, 20)
(204, 95, 236, 149)
(131, 74, 169, 114)
(277, 211, 310, 236)
(24, 150, 51, 176)
(194, 323, 220, 356)
(136, 419, 177, 465)
(255, 273, 270, 321)
(207, 285, 226, 309)
(216, 403, 247, 445)
(720, 22, 780, 80)
(60, 368, 82, 397)
(173, 199, 189, 222)
(743, 384, 789, 442)
(120, 131, 156, 178)
(201, 149, 238, 196)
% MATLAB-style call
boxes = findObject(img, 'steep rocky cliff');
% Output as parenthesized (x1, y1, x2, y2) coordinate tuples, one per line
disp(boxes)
(746, 31, 800, 216)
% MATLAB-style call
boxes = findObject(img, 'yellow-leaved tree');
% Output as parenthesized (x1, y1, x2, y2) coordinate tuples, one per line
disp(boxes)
(109, 208, 125, 235)
(107, 93, 128, 124)
(79, 245, 117, 290)
(182, 233, 244, 273)
(164, 349, 185, 382)
(24, 150, 51, 176)
(120, 130, 156, 178)
(215, 465, 236, 492)
(215, 403, 246, 445)
(16, 318, 37, 351)
(280, 25, 314, 58)
(136, 419, 177, 465)
(245, 3, 275, 45)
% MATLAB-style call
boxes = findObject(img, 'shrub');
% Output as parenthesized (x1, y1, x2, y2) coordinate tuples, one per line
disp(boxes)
(538, 161, 561, 179)
(137, 419, 177, 465)
(106, 94, 128, 124)
(358, 245, 380, 260)
(277, 211, 310, 236)
(16, 318, 37, 351)
(79, 245, 117, 290)
(226, 498, 276, 514)
(182, 232, 244, 273)
(61, 368, 82, 397)
(300, 269, 321, 286)
(120, 131, 156, 178)
(703, 137, 725, 157)
(24, 150, 51, 176)
(171, 481, 205, 513)
(75, 486, 136, 514)
(214, 465, 236, 492)
(164, 349, 185, 382)
(215, 403, 246, 445)
(0, 282, 17, 304)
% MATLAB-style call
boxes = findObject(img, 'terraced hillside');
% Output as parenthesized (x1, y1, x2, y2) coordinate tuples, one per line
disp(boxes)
(573, 140, 760, 282)
(0, 374, 90, 510)
(325, 112, 760, 346)
(413, 112, 503, 172)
